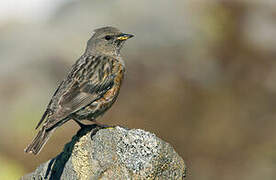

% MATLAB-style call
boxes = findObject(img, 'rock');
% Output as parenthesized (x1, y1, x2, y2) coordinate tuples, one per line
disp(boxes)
(21, 125, 186, 180)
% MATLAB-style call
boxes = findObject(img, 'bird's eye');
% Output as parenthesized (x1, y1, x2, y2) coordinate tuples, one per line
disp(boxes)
(105, 35, 111, 40)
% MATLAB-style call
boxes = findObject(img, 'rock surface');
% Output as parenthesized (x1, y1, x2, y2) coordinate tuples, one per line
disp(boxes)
(21, 125, 186, 180)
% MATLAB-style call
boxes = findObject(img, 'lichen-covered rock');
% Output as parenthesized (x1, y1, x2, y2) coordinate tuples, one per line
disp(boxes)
(21, 125, 186, 180)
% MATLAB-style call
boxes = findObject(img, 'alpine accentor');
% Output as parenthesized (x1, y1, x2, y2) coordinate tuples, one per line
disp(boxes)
(25, 26, 134, 155)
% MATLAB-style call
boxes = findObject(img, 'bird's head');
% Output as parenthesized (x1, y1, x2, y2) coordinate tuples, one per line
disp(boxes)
(85, 26, 134, 57)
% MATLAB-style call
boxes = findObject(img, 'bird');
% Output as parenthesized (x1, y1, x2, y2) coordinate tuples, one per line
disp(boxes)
(24, 26, 134, 155)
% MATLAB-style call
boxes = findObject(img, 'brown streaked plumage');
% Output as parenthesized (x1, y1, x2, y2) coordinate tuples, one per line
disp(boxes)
(24, 26, 134, 155)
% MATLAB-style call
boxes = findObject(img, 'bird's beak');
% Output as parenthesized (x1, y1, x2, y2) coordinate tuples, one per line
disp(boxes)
(117, 33, 134, 41)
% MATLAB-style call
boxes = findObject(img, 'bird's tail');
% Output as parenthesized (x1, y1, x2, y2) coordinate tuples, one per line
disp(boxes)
(24, 126, 55, 155)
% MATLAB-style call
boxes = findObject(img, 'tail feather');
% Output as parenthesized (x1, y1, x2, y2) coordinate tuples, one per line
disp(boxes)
(24, 127, 55, 155)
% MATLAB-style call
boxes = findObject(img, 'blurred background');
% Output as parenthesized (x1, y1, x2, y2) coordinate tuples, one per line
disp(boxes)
(0, 0, 276, 179)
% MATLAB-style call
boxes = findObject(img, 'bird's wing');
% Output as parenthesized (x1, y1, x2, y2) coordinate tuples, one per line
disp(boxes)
(35, 80, 64, 129)
(39, 55, 116, 130)
(59, 72, 115, 112)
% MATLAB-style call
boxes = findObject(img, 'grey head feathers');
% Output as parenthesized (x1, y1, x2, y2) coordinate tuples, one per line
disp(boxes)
(85, 26, 134, 57)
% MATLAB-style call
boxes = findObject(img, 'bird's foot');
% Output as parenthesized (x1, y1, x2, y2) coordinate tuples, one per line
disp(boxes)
(73, 119, 114, 129)
(73, 119, 88, 129)
(93, 121, 115, 129)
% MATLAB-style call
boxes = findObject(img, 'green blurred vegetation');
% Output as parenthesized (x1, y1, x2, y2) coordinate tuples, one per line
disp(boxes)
(0, 0, 276, 179)
(0, 155, 25, 180)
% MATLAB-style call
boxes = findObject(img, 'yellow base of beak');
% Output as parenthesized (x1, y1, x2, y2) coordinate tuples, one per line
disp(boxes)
(117, 36, 129, 41)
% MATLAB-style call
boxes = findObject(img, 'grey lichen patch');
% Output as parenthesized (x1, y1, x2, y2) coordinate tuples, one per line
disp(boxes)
(21, 125, 186, 180)
(115, 127, 161, 173)
(92, 128, 118, 169)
